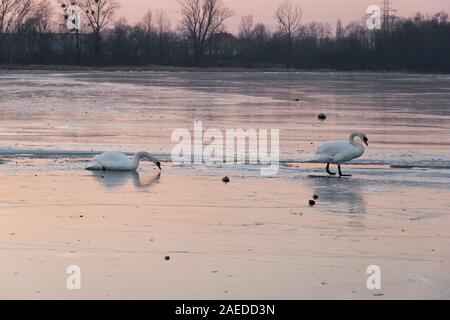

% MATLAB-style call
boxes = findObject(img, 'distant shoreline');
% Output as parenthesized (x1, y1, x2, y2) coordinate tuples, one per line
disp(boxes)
(1, 64, 448, 75)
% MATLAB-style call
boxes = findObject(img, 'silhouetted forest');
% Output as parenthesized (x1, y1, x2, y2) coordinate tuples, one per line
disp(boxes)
(1, 0, 449, 73)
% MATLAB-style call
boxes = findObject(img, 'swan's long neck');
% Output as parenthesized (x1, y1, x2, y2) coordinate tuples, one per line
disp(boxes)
(349, 132, 363, 146)
(349, 133, 358, 143)
(131, 152, 145, 170)
(132, 152, 161, 170)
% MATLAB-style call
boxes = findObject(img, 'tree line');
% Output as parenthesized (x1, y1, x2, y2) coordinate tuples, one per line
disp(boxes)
(1, 0, 449, 72)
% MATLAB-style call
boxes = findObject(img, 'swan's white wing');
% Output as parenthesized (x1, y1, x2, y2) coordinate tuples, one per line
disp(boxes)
(309, 154, 334, 163)
(312, 140, 365, 164)
(316, 140, 352, 157)
(95, 152, 128, 161)
(92, 152, 132, 170)
(334, 147, 365, 163)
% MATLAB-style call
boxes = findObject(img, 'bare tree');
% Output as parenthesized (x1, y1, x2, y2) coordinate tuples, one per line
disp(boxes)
(24, 0, 53, 63)
(300, 22, 332, 43)
(155, 9, 170, 63)
(139, 10, 154, 63)
(275, 0, 302, 67)
(253, 23, 270, 45)
(178, 0, 233, 65)
(238, 15, 253, 40)
(0, 0, 38, 63)
(141, 9, 153, 34)
(29, 0, 52, 33)
(238, 15, 254, 66)
(82, 0, 119, 60)
(155, 9, 170, 36)
(336, 19, 343, 40)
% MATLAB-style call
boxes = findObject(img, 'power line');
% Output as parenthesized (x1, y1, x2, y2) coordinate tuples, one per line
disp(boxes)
(381, 0, 397, 31)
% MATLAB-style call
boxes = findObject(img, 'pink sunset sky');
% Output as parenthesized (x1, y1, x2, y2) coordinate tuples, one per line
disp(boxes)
(114, 0, 450, 32)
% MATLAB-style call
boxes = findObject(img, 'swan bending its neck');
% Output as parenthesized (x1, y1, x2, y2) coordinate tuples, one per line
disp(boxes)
(132, 152, 161, 170)
(87, 151, 162, 171)
(349, 132, 369, 147)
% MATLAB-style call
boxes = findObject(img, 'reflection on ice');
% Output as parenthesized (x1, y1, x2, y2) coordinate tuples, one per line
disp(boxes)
(306, 175, 367, 216)
(90, 171, 161, 189)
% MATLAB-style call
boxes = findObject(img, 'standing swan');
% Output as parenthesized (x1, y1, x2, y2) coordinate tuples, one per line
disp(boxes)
(87, 151, 161, 171)
(310, 132, 368, 177)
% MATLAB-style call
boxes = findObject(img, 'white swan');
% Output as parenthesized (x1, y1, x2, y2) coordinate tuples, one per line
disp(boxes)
(87, 151, 161, 171)
(310, 132, 368, 177)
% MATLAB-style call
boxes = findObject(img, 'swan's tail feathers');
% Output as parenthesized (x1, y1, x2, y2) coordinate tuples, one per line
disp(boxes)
(86, 162, 103, 170)
(308, 155, 334, 163)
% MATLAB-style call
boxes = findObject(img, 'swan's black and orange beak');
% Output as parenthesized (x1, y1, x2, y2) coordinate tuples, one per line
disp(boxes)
(156, 162, 162, 170)
(363, 137, 369, 146)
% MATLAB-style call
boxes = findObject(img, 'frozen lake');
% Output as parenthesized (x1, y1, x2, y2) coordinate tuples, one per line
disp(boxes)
(1, 71, 450, 166)
(0, 71, 449, 299)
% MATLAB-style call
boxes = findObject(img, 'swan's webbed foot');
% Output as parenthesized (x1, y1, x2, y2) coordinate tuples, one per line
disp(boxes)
(338, 165, 352, 177)
(326, 163, 336, 175)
